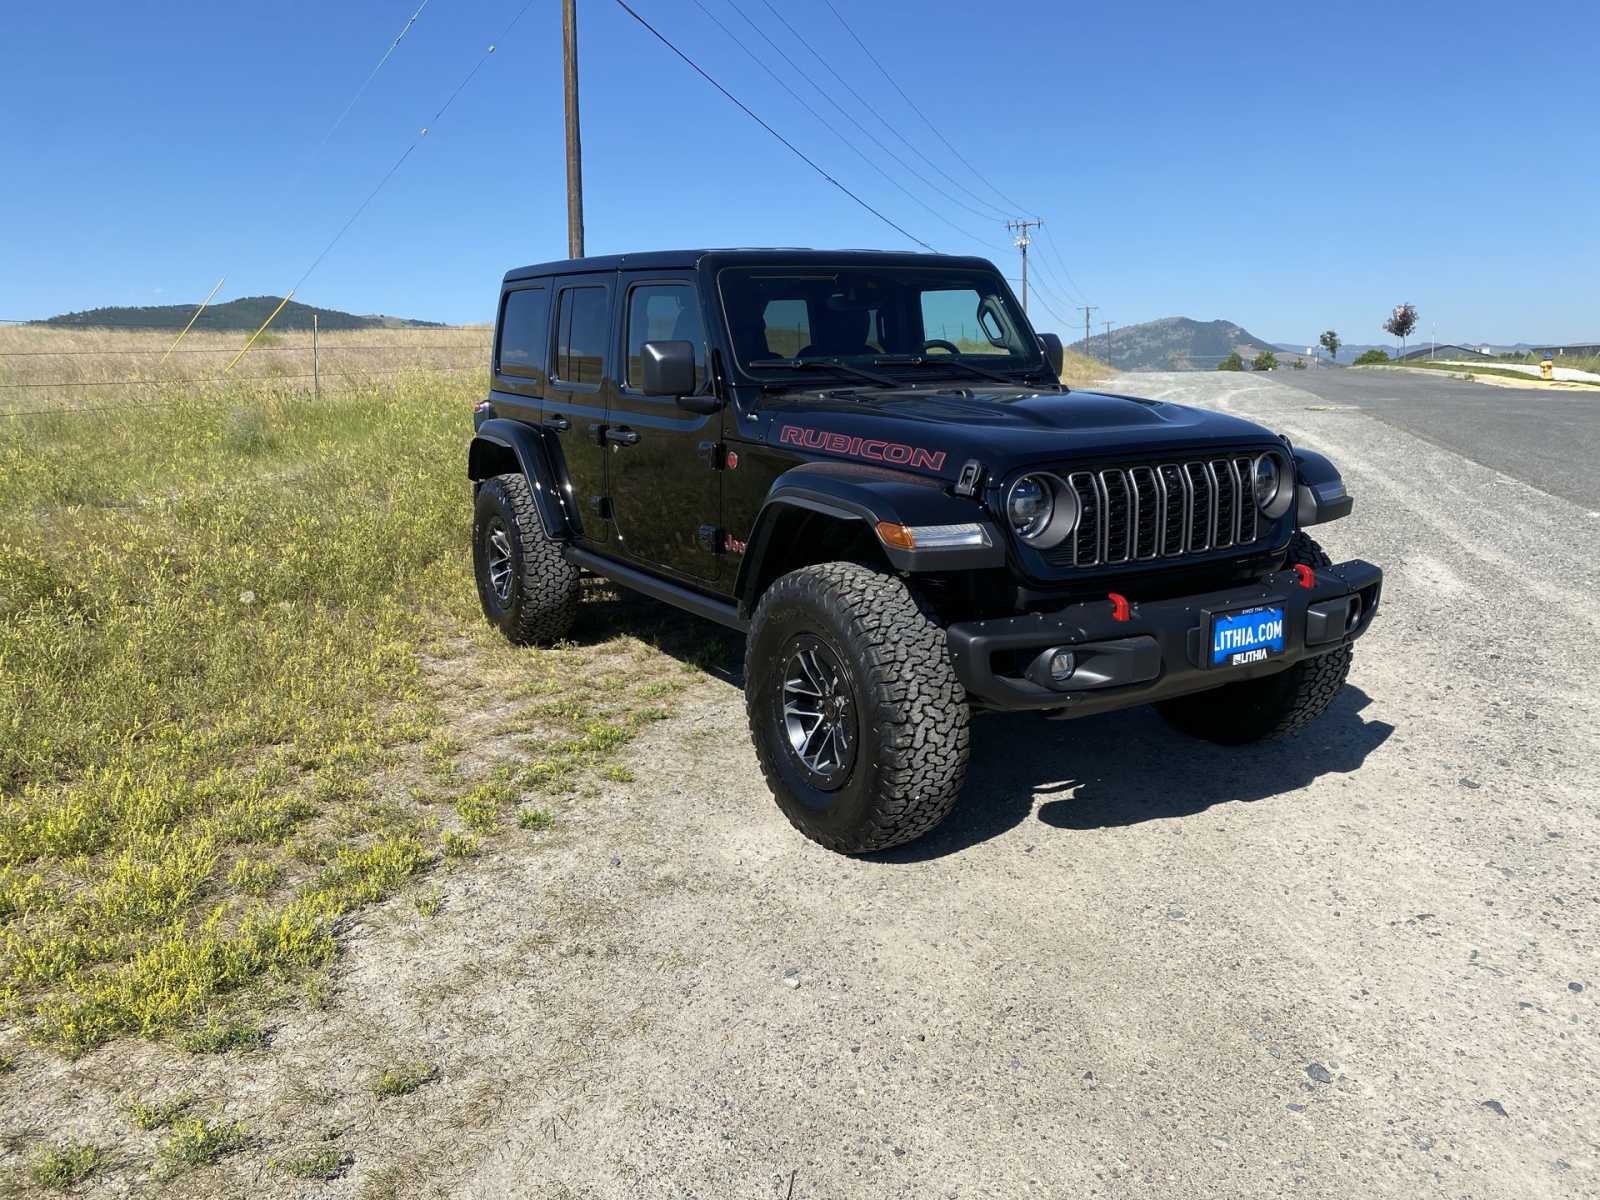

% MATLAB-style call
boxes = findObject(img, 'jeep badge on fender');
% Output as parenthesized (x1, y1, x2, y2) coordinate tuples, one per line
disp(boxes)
(467, 249, 1383, 854)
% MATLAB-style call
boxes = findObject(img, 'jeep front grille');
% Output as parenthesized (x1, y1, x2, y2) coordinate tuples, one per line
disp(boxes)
(1050, 456, 1263, 568)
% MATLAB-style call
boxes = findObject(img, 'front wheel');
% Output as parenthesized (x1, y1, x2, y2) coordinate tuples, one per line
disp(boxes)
(1156, 532, 1352, 743)
(745, 563, 969, 854)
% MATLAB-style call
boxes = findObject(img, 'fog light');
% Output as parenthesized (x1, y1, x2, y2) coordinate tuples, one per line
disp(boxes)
(1048, 650, 1077, 684)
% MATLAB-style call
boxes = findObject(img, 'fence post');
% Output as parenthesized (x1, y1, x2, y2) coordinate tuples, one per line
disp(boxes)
(312, 314, 320, 400)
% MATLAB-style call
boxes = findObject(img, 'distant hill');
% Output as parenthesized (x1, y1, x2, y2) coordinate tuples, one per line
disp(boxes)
(36, 296, 443, 332)
(1071, 317, 1280, 372)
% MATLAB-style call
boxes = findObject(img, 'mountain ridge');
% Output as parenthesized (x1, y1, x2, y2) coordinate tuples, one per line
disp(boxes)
(1069, 316, 1280, 372)
(35, 296, 443, 332)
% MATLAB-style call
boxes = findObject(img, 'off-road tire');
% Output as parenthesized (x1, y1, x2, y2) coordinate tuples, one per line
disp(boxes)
(1156, 532, 1352, 744)
(745, 562, 969, 854)
(473, 472, 579, 645)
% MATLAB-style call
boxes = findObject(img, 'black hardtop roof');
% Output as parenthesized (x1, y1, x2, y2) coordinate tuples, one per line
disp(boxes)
(502, 248, 999, 285)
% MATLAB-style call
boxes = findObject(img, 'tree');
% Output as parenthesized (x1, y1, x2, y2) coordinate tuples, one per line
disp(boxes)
(1319, 330, 1341, 361)
(1216, 352, 1244, 371)
(1384, 303, 1418, 359)
(1252, 351, 1278, 371)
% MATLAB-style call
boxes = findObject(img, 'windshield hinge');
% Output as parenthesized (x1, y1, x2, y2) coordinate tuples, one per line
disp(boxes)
(954, 459, 986, 498)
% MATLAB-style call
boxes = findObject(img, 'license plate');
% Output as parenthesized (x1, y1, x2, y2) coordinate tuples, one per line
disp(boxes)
(1210, 604, 1285, 667)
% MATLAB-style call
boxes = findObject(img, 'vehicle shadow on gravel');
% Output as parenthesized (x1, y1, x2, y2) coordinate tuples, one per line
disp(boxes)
(874, 686, 1393, 862)
(573, 582, 746, 682)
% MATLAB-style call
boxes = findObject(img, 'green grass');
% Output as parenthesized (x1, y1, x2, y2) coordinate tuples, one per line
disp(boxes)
(373, 1060, 436, 1098)
(157, 1116, 247, 1173)
(28, 1141, 101, 1190)
(119, 1089, 196, 1129)
(0, 378, 474, 1052)
(273, 1147, 350, 1180)
(177, 1016, 268, 1054)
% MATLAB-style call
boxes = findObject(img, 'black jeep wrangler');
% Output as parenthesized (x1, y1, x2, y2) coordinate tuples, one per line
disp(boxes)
(469, 250, 1381, 853)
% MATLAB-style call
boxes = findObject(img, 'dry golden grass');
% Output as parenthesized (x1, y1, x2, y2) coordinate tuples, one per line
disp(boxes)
(0, 324, 491, 413)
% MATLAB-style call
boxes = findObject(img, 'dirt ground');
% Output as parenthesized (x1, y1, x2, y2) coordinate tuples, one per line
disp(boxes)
(9, 371, 1596, 1198)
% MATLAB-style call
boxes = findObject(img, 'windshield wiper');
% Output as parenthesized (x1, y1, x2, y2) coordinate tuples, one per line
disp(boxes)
(875, 354, 1021, 386)
(765, 357, 898, 388)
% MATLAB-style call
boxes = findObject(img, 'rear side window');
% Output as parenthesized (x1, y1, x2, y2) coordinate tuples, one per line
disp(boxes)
(553, 286, 609, 386)
(497, 287, 549, 378)
(625, 283, 706, 391)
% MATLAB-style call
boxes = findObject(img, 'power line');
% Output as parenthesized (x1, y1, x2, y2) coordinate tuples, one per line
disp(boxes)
(226, 0, 539, 369)
(1036, 225, 1092, 306)
(693, 0, 1001, 254)
(306, 0, 434, 166)
(612, 0, 936, 252)
(817, 0, 1025, 219)
(754, 0, 1009, 226)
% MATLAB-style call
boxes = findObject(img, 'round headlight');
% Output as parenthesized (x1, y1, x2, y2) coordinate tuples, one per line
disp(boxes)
(1006, 474, 1054, 540)
(1252, 452, 1293, 518)
(1252, 455, 1281, 508)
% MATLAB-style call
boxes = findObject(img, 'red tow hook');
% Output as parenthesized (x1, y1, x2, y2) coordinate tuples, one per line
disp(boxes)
(1293, 564, 1315, 589)
(1108, 592, 1132, 622)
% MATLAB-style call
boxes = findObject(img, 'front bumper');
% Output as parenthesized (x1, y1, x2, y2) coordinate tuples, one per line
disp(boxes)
(946, 559, 1383, 715)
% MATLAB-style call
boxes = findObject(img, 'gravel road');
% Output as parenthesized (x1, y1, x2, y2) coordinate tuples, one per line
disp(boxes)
(90, 371, 1589, 1198)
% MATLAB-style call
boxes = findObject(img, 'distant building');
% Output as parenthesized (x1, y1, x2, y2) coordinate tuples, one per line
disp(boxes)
(1534, 343, 1600, 357)
(1397, 344, 1492, 361)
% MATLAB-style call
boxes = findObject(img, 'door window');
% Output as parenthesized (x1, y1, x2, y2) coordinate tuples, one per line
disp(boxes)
(625, 284, 707, 391)
(553, 286, 609, 386)
(920, 288, 1004, 354)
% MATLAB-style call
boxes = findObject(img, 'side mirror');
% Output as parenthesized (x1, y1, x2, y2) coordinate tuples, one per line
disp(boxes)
(641, 340, 696, 397)
(1038, 333, 1065, 378)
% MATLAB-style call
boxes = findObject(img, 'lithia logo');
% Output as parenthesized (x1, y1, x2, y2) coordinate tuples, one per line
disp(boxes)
(778, 425, 946, 471)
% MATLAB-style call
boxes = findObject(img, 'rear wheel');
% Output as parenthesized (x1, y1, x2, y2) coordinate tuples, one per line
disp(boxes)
(473, 473, 579, 645)
(745, 562, 969, 854)
(1156, 533, 1352, 744)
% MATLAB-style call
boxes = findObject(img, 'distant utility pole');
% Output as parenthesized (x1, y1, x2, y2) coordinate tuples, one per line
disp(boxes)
(1078, 305, 1098, 349)
(1006, 219, 1041, 313)
(563, 0, 585, 258)
(1102, 320, 1115, 358)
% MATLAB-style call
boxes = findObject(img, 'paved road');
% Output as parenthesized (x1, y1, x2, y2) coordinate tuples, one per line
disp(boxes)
(1263, 367, 1600, 509)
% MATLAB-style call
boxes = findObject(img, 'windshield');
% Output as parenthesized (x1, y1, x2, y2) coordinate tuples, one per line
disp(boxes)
(718, 265, 1041, 377)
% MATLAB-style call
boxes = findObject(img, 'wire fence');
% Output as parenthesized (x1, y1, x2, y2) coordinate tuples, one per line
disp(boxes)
(0, 353, 489, 420)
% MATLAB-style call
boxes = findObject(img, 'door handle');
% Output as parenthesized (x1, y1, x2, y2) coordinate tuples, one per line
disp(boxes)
(543, 414, 570, 432)
(603, 426, 641, 447)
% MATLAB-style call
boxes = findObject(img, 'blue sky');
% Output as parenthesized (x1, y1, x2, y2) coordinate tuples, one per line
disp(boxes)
(2, 0, 1595, 343)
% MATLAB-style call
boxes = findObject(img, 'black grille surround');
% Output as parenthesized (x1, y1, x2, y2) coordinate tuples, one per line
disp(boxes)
(1040, 453, 1275, 570)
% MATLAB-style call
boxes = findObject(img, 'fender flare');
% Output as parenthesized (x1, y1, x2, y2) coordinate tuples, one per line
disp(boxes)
(734, 461, 1004, 610)
(1292, 447, 1354, 526)
(468, 417, 574, 539)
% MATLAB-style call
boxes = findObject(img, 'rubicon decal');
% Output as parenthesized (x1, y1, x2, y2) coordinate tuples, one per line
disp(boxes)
(778, 425, 946, 471)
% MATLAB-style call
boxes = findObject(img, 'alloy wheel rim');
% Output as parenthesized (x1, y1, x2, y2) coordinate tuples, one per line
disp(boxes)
(485, 518, 514, 603)
(779, 637, 857, 788)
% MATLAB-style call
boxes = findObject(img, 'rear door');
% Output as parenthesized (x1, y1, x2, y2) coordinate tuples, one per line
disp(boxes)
(544, 274, 614, 548)
(605, 272, 721, 582)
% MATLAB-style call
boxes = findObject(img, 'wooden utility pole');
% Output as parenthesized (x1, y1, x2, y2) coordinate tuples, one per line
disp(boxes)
(1078, 305, 1097, 349)
(563, 0, 585, 258)
(1005, 219, 1040, 313)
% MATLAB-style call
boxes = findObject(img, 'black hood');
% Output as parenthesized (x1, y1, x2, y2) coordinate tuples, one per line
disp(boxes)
(764, 384, 1280, 478)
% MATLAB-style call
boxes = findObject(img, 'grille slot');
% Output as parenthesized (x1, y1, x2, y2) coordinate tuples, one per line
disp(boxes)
(1048, 453, 1269, 569)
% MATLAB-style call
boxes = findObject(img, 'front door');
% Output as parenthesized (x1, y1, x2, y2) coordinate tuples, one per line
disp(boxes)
(544, 275, 614, 548)
(605, 273, 721, 582)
